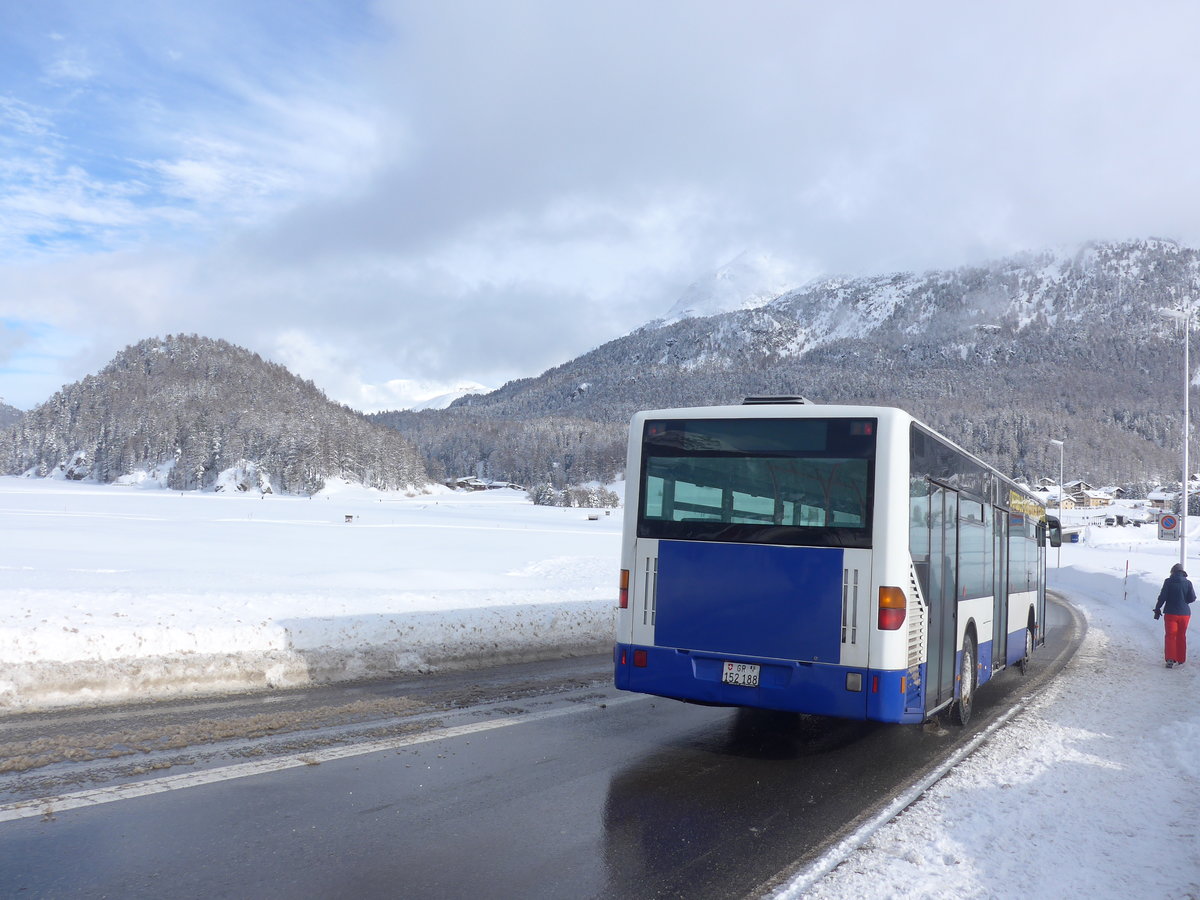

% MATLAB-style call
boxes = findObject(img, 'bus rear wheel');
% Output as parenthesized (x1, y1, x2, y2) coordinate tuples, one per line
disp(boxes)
(1018, 622, 1034, 675)
(950, 635, 976, 726)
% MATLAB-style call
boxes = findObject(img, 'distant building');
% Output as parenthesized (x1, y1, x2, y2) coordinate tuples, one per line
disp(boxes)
(445, 476, 525, 492)
(1148, 490, 1179, 510)
(1040, 489, 1077, 510)
(1073, 489, 1112, 508)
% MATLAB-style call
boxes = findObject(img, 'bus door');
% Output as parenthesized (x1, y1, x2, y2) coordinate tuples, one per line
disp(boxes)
(927, 484, 959, 711)
(992, 508, 1009, 666)
(1036, 521, 1047, 645)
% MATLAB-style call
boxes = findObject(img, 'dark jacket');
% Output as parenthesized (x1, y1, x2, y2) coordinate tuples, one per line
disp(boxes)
(1156, 571, 1197, 617)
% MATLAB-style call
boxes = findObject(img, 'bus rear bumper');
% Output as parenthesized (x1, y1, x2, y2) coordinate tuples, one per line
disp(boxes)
(613, 643, 924, 724)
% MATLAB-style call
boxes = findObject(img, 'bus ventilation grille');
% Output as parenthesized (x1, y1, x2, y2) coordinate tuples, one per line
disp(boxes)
(906, 565, 927, 687)
(841, 568, 860, 645)
(642, 555, 658, 627)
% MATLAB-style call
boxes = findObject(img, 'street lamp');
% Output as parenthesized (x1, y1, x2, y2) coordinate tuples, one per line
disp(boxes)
(1158, 300, 1195, 568)
(1049, 439, 1064, 568)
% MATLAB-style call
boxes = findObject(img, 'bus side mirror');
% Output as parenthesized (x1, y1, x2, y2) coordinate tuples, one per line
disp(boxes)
(1045, 516, 1062, 548)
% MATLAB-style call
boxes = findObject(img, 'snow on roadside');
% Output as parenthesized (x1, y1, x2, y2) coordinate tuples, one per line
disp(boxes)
(783, 525, 1200, 900)
(0, 477, 621, 710)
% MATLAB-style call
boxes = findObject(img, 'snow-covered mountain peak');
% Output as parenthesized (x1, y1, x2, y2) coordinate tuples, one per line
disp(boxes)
(658, 251, 802, 324)
(362, 379, 492, 412)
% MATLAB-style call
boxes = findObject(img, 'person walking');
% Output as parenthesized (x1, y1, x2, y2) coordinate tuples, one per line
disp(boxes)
(1154, 562, 1195, 668)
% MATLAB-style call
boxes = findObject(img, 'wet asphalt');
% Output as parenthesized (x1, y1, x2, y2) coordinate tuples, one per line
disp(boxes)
(0, 597, 1080, 899)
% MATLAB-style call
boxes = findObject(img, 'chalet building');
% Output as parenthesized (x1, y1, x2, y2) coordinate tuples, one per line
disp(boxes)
(1040, 489, 1077, 510)
(1073, 489, 1112, 508)
(1148, 490, 1180, 510)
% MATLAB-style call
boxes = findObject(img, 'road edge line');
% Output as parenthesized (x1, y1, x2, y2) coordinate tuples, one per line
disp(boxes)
(0, 696, 641, 824)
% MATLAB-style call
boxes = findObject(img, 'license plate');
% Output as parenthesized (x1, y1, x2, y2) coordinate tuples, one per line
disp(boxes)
(721, 661, 760, 687)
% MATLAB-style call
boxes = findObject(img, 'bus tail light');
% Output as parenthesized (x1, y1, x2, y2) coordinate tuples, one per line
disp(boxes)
(878, 586, 907, 630)
(633, 649, 648, 667)
(619, 569, 630, 608)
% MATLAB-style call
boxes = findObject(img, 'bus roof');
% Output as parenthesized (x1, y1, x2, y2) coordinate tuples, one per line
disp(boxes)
(630, 403, 916, 424)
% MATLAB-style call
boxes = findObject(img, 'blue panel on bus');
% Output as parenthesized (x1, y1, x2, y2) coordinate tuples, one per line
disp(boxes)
(614, 644, 926, 723)
(655, 541, 844, 663)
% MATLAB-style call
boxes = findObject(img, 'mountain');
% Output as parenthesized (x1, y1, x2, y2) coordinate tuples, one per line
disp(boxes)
(657, 251, 801, 324)
(361, 377, 493, 412)
(399, 380, 493, 411)
(377, 238, 1197, 492)
(411, 384, 492, 411)
(1, 335, 429, 494)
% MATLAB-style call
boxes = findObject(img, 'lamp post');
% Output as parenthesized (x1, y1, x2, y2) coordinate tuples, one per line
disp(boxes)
(1049, 438, 1064, 568)
(1158, 300, 1195, 568)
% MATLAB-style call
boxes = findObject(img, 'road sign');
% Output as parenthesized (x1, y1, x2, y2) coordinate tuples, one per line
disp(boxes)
(1159, 514, 1180, 541)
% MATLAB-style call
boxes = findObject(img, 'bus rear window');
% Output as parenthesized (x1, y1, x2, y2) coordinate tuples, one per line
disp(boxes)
(638, 418, 875, 548)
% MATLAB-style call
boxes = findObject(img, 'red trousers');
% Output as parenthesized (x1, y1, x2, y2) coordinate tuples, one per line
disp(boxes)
(1164, 614, 1191, 664)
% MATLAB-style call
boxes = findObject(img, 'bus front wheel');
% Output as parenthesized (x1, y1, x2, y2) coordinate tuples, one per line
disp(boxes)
(950, 634, 976, 726)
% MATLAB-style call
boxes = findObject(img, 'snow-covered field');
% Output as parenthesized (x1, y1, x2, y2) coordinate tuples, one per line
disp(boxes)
(3, 478, 1197, 898)
(0, 477, 620, 710)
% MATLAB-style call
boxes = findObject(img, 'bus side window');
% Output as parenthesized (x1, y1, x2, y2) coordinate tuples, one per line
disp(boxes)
(645, 475, 665, 518)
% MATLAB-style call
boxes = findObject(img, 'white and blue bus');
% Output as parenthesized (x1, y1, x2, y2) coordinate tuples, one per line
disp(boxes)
(614, 400, 1061, 725)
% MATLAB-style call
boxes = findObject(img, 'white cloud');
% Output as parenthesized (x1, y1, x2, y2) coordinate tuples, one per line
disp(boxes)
(268, 329, 490, 413)
(44, 47, 93, 82)
(0, 96, 53, 137)
(5, 1, 1200, 409)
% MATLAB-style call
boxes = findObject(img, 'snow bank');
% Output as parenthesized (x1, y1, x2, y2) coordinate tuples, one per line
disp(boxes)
(0, 478, 620, 710)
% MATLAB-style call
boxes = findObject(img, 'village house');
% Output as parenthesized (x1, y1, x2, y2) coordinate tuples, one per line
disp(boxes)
(1073, 489, 1112, 508)
(1148, 490, 1179, 510)
(1038, 488, 1077, 510)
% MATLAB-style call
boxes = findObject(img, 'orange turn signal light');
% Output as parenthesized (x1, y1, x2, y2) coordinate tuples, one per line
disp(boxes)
(878, 586, 907, 630)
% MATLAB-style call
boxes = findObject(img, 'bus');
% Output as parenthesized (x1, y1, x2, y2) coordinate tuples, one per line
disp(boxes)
(613, 400, 1061, 725)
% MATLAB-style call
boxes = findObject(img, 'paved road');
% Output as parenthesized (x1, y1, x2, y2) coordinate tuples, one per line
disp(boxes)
(0, 596, 1081, 899)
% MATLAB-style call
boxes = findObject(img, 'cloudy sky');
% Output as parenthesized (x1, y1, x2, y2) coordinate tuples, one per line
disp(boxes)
(2, 1, 1199, 411)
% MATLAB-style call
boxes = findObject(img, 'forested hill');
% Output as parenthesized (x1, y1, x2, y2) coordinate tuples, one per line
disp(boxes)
(375, 238, 1198, 492)
(0, 335, 428, 494)
(0, 401, 20, 430)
